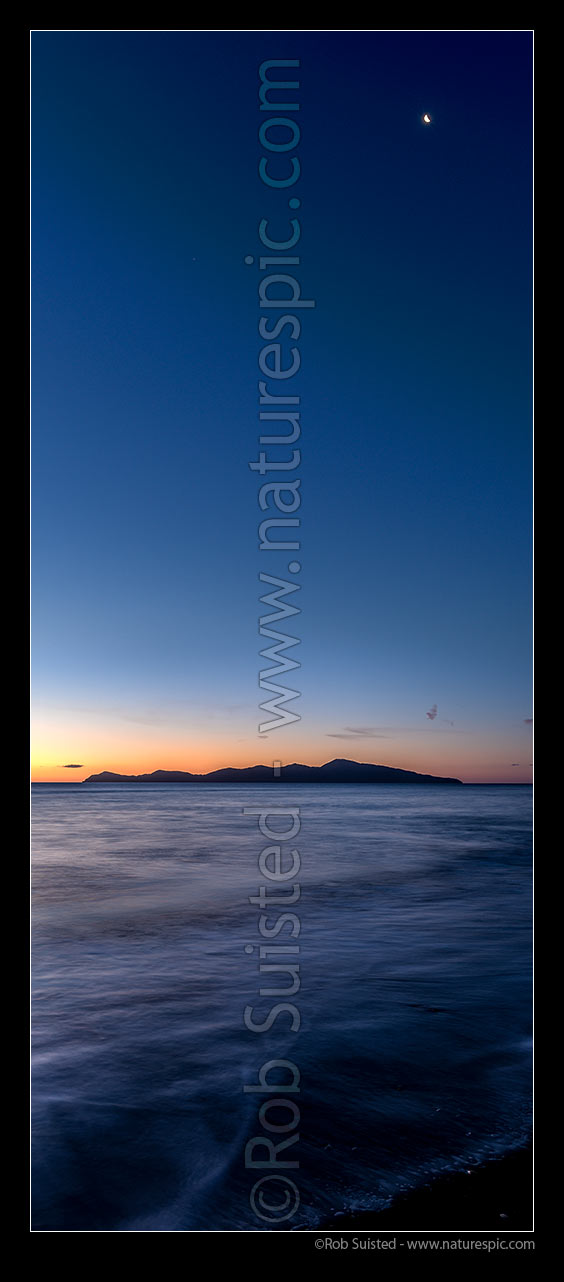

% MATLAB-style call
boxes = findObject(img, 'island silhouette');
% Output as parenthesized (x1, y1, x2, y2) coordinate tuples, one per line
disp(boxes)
(83, 759, 462, 784)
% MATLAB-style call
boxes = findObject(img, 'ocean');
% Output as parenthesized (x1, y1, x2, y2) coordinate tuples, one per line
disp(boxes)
(31, 783, 532, 1231)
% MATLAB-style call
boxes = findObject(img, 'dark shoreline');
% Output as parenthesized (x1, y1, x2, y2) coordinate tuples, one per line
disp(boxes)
(318, 1144, 533, 1232)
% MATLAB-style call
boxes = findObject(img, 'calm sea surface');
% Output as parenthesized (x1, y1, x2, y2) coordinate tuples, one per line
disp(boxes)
(31, 783, 532, 1230)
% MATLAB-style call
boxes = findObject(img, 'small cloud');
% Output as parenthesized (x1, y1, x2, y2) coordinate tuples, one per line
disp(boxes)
(63, 763, 83, 769)
(442, 718, 455, 727)
(426, 705, 438, 721)
(511, 763, 521, 767)
(524, 718, 533, 725)
(326, 726, 390, 740)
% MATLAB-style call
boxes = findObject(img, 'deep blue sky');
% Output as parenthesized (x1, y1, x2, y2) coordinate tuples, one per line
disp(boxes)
(32, 31, 533, 781)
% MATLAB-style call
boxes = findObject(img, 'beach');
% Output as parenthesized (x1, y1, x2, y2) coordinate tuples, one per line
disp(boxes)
(322, 1143, 532, 1231)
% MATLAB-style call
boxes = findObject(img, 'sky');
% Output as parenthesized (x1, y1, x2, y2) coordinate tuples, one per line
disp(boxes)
(31, 30, 533, 783)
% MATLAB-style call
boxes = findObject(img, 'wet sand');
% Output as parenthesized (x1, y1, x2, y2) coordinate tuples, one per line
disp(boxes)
(321, 1144, 533, 1232)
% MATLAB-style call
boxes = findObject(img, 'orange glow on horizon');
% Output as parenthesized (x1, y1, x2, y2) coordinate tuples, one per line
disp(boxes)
(30, 705, 532, 785)
(30, 737, 533, 786)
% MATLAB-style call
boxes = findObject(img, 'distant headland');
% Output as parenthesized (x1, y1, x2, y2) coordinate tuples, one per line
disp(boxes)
(82, 759, 463, 785)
